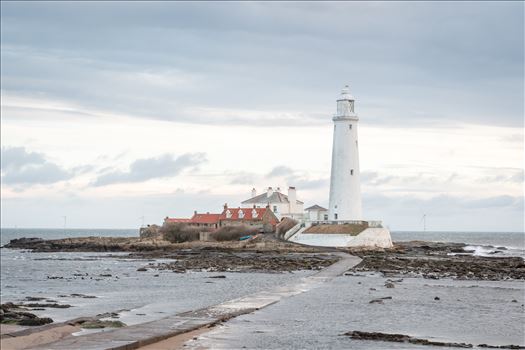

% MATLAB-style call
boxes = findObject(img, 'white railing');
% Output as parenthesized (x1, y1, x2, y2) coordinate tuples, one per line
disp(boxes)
(283, 222, 303, 240)
(308, 220, 382, 228)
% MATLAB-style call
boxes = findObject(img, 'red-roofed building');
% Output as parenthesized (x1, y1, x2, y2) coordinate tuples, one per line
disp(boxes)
(164, 211, 220, 229)
(163, 204, 279, 233)
(164, 218, 192, 224)
(190, 212, 221, 228)
(219, 204, 279, 232)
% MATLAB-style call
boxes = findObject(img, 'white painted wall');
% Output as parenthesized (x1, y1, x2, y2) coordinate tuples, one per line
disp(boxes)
(290, 227, 392, 248)
(307, 209, 328, 221)
(328, 87, 362, 220)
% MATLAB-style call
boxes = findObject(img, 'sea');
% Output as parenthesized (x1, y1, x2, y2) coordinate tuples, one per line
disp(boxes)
(1, 228, 524, 348)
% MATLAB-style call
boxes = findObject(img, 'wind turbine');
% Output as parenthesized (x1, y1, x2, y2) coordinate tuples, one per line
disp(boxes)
(420, 214, 427, 232)
(62, 216, 67, 230)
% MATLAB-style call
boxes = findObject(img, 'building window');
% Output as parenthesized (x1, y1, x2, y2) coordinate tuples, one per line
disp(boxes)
(323, 214, 328, 220)
(349, 124, 352, 130)
(273, 205, 278, 213)
(350, 169, 354, 175)
(334, 213, 338, 220)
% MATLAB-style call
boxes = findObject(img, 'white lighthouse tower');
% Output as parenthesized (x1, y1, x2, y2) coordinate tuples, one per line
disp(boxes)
(328, 85, 362, 220)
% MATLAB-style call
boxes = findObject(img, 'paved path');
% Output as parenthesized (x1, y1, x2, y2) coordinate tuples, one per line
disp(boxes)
(30, 252, 361, 350)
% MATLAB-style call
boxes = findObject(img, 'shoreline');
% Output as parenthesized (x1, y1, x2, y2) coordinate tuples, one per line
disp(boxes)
(1, 236, 524, 349)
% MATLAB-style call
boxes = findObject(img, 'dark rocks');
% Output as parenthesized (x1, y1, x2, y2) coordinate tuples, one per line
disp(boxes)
(1, 303, 54, 326)
(344, 331, 473, 348)
(69, 293, 97, 298)
(24, 296, 46, 301)
(20, 303, 71, 308)
(434, 297, 440, 301)
(478, 344, 525, 349)
(18, 317, 54, 326)
(369, 299, 384, 304)
(148, 251, 339, 273)
(369, 297, 392, 304)
(352, 241, 525, 281)
(137, 267, 147, 272)
(208, 275, 227, 279)
(384, 282, 395, 288)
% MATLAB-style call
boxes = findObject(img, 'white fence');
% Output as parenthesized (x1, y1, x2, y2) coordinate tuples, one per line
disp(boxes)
(308, 220, 382, 228)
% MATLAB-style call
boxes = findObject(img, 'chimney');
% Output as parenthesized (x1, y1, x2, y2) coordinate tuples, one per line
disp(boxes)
(194, 210, 197, 215)
(267, 186, 273, 198)
(288, 186, 297, 214)
(276, 186, 281, 193)
(223, 203, 228, 210)
(251, 188, 257, 198)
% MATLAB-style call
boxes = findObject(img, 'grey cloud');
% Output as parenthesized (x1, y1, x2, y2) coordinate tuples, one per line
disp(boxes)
(464, 195, 521, 209)
(1, 146, 73, 185)
(1, 2, 523, 127)
(230, 172, 257, 185)
(477, 169, 524, 184)
(287, 177, 329, 190)
(362, 193, 523, 231)
(267, 166, 294, 178)
(92, 153, 207, 186)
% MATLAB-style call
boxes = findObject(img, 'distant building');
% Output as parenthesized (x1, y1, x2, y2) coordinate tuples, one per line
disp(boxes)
(241, 186, 304, 219)
(163, 204, 279, 232)
(219, 204, 279, 232)
(164, 211, 221, 229)
(305, 205, 328, 221)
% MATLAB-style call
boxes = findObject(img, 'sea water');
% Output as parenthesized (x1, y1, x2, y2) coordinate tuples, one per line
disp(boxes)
(1, 228, 524, 347)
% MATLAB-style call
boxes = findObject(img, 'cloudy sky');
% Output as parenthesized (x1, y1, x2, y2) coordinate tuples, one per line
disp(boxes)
(1, 1, 523, 231)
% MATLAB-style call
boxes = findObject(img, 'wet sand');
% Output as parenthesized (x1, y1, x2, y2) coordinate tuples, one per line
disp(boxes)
(0, 325, 80, 350)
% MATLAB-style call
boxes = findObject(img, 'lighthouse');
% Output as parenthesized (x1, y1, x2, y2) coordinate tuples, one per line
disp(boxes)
(328, 86, 362, 220)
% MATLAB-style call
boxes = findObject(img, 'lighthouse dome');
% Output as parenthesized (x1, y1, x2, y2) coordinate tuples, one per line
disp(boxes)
(339, 85, 354, 101)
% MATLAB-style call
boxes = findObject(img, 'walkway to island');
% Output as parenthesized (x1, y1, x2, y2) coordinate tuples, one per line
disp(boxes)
(28, 252, 361, 350)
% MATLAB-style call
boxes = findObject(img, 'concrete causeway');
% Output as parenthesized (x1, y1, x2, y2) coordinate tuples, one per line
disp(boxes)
(30, 252, 361, 350)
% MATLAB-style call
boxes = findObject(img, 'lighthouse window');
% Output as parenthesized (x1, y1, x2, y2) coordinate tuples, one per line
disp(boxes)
(349, 124, 352, 130)
(334, 213, 338, 220)
(350, 169, 354, 175)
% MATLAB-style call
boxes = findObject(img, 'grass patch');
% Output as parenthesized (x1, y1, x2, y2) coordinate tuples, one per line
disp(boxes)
(81, 320, 126, 329)
(304, 223, 368, 235)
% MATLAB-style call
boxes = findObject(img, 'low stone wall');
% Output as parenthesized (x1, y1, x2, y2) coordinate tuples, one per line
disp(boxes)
(291, 227, 393, 248)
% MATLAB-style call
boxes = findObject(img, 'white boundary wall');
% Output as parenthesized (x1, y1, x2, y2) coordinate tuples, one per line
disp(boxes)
(290, 227, 393, 248)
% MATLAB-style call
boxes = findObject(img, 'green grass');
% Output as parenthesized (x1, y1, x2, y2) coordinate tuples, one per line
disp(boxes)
(81, 320, 126, 329)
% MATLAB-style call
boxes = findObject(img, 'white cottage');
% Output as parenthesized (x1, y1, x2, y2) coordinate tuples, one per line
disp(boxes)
(241, 187, 304, 220)
(305, 205, 328, 221)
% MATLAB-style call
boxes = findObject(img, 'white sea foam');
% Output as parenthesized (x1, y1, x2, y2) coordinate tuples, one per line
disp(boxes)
(463, 245, 524, 259)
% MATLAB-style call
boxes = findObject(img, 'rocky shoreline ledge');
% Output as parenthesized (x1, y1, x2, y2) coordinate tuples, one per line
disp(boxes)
(3, 236, 524, 280)
(348, 241, 525, 281)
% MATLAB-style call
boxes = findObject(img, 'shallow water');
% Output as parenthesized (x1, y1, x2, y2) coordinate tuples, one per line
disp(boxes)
(0, 248, 312, 325)
(189, 274, 525, 349)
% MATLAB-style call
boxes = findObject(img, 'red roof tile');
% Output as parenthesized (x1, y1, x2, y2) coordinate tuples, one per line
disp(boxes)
(165, 218, 192, 223)
(190, 213, 221, 224)
(220, 207, 269, 221)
